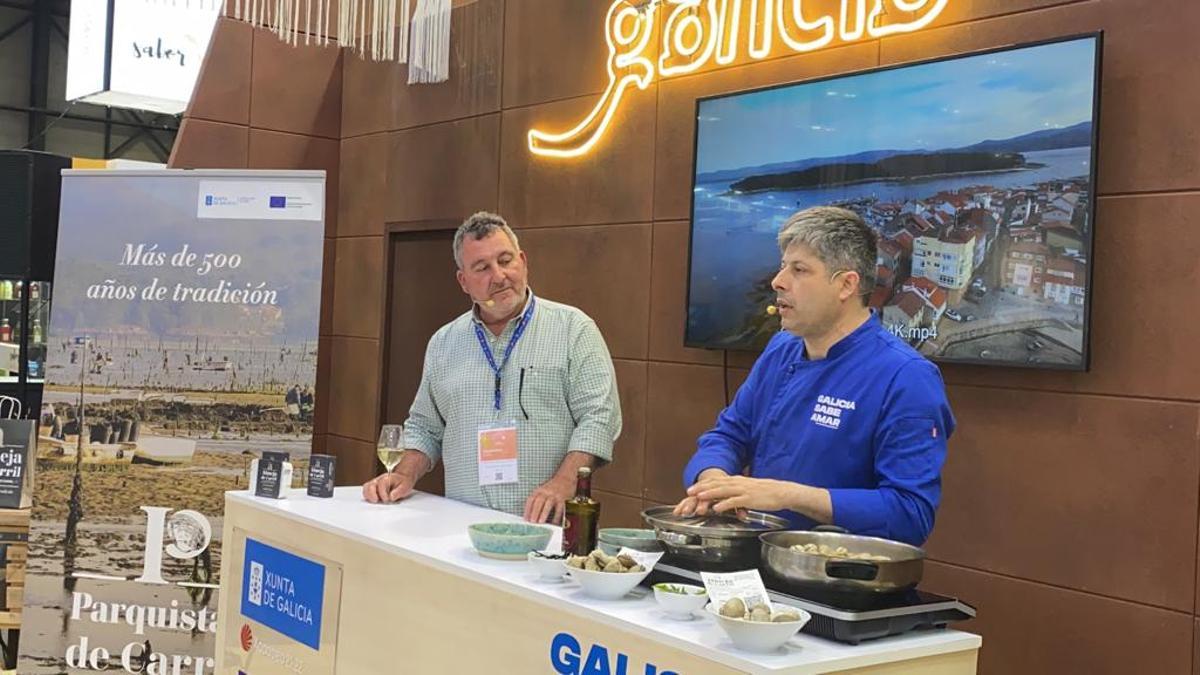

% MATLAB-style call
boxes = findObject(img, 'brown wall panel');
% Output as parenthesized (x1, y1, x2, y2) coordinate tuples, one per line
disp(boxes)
(331, 236, 385, 339)
(386, 114, 501, 223)
(927, 386, 1200, 611)
(649, 220, 726, 366)
(879, 0, 1200, 195)
(187, 18, 253, 126)
(924, 561, 1193, 675)
(501, 0, 614, 109)
(935, 0, 1087, 26)
(940, 194, 1200, 400)
(1195, 619, 1200, 675)
(327, 434, 379, 487)
(498, 87, 657, 229)
(327, 335, 381, 441)
(169, 118, 249, 169)
(595, 489, 646, 530)
(338, 132, 390, 237)
(654, 42, 879, 222)
(251, 33, 343, 138)
(643, 362, 725, 504)
(594, 360, 647, 500)
(392, 0, 504, 130)
(341, 54, 400, 139)
(313, 334, 331, 432)
(320, 237, 336, 334)
(248, 129, 341, 237)
(518, 223, 652, 360)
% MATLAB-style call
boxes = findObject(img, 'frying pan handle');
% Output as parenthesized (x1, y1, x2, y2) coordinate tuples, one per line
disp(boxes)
(812, 525, 850, 534)
(825, 559, 880, 581)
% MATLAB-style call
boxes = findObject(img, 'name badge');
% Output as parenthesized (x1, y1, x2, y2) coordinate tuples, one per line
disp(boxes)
(478, 423, 518, 486)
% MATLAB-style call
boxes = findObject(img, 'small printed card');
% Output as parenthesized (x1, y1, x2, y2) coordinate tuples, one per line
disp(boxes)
(700, 570, 772, 614)
(254, 459, 284, 498)
(0, 420, 34, 509)
(307, 454, 336, 498)
(617, 547, 665, 570)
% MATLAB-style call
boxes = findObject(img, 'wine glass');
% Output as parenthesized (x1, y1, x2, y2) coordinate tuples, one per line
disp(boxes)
(376, 424, 404, 474)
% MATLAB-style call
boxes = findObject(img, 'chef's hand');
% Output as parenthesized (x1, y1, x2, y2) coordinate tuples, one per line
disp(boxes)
(524, 474, 574, 524)
(362, 471, 417, 504)
(673, 468, 729, 517)
(673, 494, 716, 517)
(686, 475, 797, 514)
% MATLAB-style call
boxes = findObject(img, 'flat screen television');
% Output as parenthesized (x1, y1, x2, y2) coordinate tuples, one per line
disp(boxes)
(685, 34, 1101, 370)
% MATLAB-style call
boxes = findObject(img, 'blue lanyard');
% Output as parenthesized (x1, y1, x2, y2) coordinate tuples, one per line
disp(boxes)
(473, 295, 536, 411)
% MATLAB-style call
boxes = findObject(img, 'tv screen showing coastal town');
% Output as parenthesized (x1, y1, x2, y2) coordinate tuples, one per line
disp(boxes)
(686, 36, 1099, 369)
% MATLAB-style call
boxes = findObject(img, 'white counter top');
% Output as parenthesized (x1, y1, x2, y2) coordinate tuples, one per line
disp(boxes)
(227, 488, 980, 675)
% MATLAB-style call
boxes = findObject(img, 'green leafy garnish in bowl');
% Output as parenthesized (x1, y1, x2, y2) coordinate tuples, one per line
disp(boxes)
(654, 583, 707, 595)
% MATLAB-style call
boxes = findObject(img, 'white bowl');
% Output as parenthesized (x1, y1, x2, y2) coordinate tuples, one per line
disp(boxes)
(527, 551, 568, 581)
(705, 602, 811, 653)
(565, 565, 652, 600)
(652, 583, 708, 619)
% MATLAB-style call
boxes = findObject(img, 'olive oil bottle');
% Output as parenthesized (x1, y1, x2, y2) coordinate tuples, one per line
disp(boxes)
(562, 467, 600, 556)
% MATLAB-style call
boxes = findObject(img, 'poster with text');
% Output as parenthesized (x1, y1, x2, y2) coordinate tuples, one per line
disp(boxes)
(18, 170, 325, 674)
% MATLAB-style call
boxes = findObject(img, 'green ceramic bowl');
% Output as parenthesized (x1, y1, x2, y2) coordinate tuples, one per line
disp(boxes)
(468, 522, 553, 560)
(597, 528, 663, 556)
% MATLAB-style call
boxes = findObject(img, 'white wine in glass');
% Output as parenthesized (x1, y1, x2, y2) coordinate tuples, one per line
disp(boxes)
(377, 425, 404, 473)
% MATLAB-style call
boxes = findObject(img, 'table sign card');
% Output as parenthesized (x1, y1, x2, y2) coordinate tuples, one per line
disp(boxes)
(617, 547, 664, 570)
(700, 570, 772, 614)
(0, 420, 34, 508)
(254, 459, 288, 499)
(307, 455, 336, 498)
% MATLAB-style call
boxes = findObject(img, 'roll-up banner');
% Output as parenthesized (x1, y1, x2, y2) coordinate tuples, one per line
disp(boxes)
(18, 170, 325, 673)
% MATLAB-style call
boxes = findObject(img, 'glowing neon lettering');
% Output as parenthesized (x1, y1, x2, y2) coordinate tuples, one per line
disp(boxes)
(528, 0, 948, 158)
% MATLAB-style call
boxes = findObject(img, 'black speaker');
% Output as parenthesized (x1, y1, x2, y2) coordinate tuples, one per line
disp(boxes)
(0, 150, 71, 279)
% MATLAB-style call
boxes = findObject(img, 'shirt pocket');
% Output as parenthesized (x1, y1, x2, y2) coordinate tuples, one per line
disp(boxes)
(516, 365, 570, 422)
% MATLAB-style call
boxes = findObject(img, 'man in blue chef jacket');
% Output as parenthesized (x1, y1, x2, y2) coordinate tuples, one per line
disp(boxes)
(674, 206, 954, 547)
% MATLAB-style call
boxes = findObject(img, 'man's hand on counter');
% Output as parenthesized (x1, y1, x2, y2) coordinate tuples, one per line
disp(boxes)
(523, 474, 573, 524)
(363, 471, 418, 503)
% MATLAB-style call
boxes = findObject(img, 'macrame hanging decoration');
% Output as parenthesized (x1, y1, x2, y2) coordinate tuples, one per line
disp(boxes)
(407, 0, 451, 84)
(221, 0, 421, 66)
(147, 0, 453, 80)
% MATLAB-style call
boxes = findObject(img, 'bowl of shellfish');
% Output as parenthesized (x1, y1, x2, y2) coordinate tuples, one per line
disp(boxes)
(564, 549, 653, 600)
(705, 598, 811, 653)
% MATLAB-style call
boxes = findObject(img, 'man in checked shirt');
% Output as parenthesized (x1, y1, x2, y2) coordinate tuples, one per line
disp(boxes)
(362, 211, 623, 524)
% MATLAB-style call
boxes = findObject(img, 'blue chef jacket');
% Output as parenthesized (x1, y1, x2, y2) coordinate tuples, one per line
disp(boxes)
(683, 315, 954, 546)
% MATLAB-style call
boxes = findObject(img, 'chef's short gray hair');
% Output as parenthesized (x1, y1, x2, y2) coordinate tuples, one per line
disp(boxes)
(777, 206, 877, 304)
(453, 211, 521, 269)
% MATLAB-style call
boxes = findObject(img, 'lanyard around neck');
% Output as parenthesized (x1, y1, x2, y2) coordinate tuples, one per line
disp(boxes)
(472, 295, 536, 411)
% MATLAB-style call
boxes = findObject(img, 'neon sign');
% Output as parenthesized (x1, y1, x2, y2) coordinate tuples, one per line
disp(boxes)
(527, 0, 948, 158)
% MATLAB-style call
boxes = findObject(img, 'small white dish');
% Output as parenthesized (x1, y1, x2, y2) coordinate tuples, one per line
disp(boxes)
(652, 582, 708, 619)
(527, 551, 568, 581)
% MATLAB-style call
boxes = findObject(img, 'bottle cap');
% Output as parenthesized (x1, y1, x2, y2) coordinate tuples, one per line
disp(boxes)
(577, 466, 592, 477)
